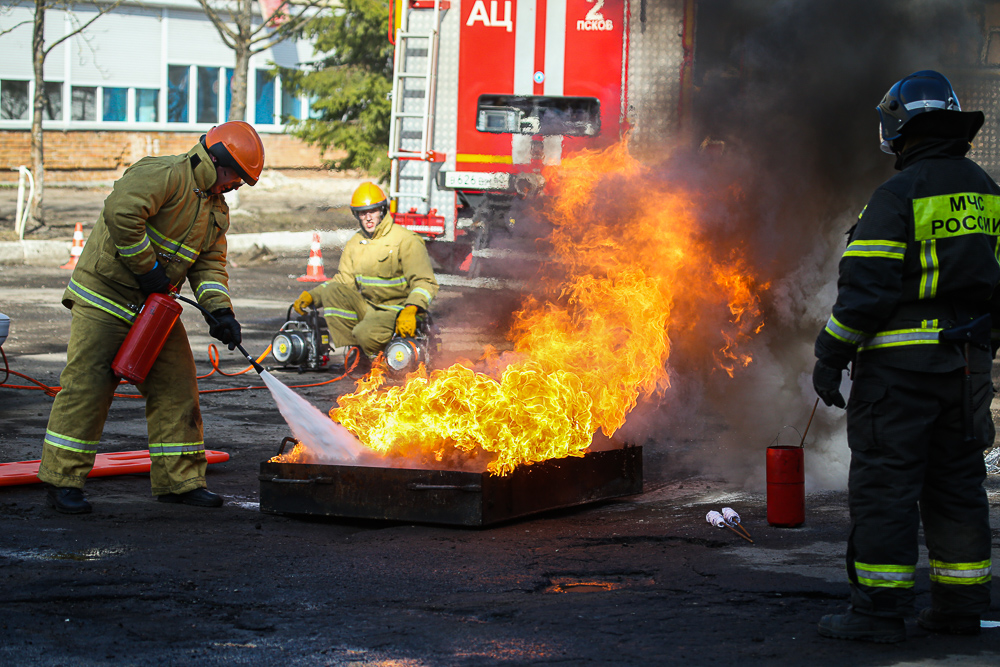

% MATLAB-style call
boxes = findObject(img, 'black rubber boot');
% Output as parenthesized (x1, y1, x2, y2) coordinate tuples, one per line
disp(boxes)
(157, 488, 224, 507)
(817, 610, 906, 643)
(917, 608, 981, 636)
(46, 485, 92, 514)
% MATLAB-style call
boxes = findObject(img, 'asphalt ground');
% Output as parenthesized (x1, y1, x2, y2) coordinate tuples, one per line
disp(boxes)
(0, 258, 998, 666)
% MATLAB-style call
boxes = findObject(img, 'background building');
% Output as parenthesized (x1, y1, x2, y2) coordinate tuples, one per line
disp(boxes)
(0, 0, 327, 183)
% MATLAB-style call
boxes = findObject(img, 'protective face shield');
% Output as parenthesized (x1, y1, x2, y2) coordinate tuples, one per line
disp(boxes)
(876, 70, 962, 154)
(879, 122, 895, 156)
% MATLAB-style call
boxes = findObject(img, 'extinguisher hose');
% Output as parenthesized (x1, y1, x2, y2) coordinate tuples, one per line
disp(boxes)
(172, 293, 264, 375)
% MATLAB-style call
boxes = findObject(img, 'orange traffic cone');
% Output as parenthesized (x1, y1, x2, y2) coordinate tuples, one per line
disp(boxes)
(296, 231, 328, 282)
(60, 222, 85, 270)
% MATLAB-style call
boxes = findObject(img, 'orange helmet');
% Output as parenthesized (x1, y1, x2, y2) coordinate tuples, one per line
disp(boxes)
(350, 182, 389, 217)
(205, 121, 265, 186)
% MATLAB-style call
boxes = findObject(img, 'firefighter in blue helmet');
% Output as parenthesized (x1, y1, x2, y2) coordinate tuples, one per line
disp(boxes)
(814, 70, 997, 642)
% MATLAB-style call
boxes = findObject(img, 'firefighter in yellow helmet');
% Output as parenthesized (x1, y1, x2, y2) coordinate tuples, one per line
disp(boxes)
(292, 183, 438, 370)
(39, 121, 265, 514)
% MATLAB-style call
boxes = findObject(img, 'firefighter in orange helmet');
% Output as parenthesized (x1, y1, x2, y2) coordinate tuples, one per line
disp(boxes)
(39, 121, 265, 514)
(291, 182, 438, 370)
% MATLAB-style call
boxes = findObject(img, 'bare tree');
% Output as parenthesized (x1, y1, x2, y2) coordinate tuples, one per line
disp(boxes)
(195, 0, 332, 122)
(1, 1, 122, 227)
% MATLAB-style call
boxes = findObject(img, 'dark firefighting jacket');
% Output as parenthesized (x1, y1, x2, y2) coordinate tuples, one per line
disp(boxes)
(62, 142, 233, 323)
(816, 138, 1000, 374)
(328, 214, 438, 312)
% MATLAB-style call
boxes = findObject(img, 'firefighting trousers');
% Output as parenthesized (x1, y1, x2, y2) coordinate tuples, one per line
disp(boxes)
(845, 361, 993, 618)
(38, 302, 208, 495)
(315, 283, 399, 356)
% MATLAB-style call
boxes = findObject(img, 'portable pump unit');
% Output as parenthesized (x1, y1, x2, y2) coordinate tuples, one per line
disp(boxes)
(270, 307, 440, 377)
(384, 329, 433, 376)
(270, 306, 331, 372)
(383, 314, 440, 376)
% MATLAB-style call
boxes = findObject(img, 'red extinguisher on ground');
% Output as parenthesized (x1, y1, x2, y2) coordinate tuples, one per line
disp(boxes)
(765, 398, 818, 527)
(112, 291, 183, 384)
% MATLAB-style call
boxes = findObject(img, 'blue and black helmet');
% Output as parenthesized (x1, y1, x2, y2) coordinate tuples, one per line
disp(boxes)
(876, 70, 977, 154)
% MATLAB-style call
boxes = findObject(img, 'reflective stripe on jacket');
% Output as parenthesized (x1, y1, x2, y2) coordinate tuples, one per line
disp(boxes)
(62, 142, 234, 319)
(323, 214, 439, 311)
(816, 139, 1000, 373)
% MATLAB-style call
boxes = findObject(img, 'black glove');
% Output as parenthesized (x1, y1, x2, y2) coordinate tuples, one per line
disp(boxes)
(813, 359, 847, 409)
(136, 261, 171, 296)
(207, 308, 241, 351)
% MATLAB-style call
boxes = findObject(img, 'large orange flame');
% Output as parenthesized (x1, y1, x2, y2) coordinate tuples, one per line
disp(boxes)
(281, 139, 768, 474)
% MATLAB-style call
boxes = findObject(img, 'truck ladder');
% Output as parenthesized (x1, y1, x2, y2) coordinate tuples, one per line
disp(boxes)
(388, 1, 446, 213)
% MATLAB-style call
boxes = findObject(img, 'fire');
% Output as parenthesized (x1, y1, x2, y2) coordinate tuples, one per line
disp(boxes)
(280, 139, 768, 474)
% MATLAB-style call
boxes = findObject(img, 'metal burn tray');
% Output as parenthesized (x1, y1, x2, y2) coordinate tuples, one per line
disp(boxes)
(258, 443, 642, 527)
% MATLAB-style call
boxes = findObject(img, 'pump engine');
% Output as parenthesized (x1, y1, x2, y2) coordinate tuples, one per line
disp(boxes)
(270, 306, 330, 372)
(378, 314, 440, 377)
(270, 307, 439, 377)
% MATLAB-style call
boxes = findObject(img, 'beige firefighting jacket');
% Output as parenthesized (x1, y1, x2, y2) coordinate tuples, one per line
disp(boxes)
(63, 142, 233, 323)
(327, 214, 438, 311)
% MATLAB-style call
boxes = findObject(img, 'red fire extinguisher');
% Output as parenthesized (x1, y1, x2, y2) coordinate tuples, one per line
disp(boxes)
(111, 292, 183, 384)
(766, 445, 804, 527)
(765, 398, 819, 527)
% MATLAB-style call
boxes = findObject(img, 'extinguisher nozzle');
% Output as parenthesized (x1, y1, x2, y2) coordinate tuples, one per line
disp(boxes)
(237, 344, 264, 374)
(171, 292, 263, 374)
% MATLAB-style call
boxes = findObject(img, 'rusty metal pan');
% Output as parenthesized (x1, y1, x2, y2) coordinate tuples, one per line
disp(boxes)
(259, 445, 642, 527)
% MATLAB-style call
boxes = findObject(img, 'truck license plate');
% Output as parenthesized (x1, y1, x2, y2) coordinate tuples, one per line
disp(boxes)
(443, 171, 510, 190)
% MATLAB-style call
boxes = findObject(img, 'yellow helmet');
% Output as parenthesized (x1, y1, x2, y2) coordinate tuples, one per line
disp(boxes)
(350, 182, 388, 217)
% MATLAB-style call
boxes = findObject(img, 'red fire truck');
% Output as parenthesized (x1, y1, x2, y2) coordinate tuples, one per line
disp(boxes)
(387, 0, 691, 269)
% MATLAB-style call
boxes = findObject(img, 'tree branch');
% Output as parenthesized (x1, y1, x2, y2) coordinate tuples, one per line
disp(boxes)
(0, 18, 32, 39)
(247, 0, 327, 48)
(195, 0, 239, 43)
(43, 0, 126, 56)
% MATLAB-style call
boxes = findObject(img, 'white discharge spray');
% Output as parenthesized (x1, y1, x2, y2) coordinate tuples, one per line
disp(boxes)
(258, 370, 364, 464)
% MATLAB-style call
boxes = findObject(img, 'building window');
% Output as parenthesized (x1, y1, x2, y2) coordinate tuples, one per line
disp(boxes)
(168, 65, 190, 123)
(224, 68, 241, 121)
(136, 88, 159, 122)
(71, 87, 97, 121)
(282, 84, 301, 121)
(103, 87, 127, 121)
(43, 82, 62, 121)
(1, 80, 29, 120)
(255, 69, 275, 125)
(197, 66, 219, 124)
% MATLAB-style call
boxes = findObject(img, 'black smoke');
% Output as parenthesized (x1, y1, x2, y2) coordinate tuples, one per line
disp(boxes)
(626, 0, 988, 489)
